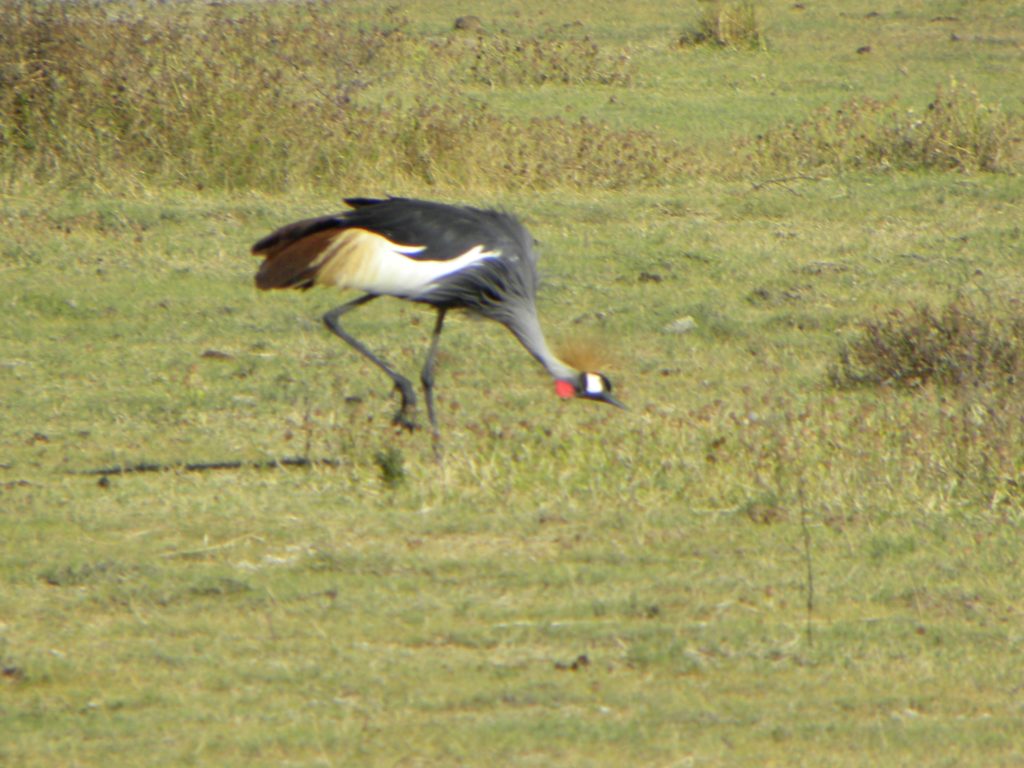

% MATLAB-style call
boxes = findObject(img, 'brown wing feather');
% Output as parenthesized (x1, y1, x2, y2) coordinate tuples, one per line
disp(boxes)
(253, 226, 346, 291)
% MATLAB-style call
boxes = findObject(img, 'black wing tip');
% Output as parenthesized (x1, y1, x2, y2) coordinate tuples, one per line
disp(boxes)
(343, 195, 407, 209)
(251, 232, 280, 254)
(251, 214, 347, 254)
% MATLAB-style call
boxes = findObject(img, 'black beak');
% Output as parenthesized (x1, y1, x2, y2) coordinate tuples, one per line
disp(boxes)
(595, 391, 627, 410)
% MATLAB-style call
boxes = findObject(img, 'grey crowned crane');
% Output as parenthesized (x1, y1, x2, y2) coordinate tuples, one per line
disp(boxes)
(252, 196, 624, 443)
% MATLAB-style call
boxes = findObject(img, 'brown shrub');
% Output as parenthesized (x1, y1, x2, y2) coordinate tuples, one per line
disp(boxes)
(746, 80, 1022, 175)
(831, 297, 1024, 389)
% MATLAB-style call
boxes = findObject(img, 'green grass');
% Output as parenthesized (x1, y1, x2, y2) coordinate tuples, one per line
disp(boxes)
(2, 0, 1024, 765)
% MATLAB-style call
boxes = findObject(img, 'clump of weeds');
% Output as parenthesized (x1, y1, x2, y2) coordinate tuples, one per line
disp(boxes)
(678, 1, 766, 50)
(831, 296, 1024, 390)
(463, 33, 633, 86)
(746, 79, 1022, 175)
(375, 447, 406, 489)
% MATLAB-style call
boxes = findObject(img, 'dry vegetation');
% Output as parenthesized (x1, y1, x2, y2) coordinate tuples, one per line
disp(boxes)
(0, 1, 674, 191)
(678, 0, 766, 49)
(3, 0, 1024, 765)
(833, 295, 1024, 390)
(463, 32, 634, 87)
(748, 80, 1022, 175)
(3, 2, 1019, 192)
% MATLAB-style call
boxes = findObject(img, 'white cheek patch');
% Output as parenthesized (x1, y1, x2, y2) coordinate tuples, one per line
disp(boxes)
(584, 372, 604, 395)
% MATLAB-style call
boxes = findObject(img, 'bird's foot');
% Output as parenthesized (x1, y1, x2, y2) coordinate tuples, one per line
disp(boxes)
(390, 381, 418, 432)
(391, 408, 419, 432)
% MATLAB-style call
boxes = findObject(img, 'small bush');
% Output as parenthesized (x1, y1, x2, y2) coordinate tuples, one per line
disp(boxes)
(747, 80, 1022, 175)
(375, 447, 406, 488)
(831, 297, 1024, 389)
(679, 1, 765, 50)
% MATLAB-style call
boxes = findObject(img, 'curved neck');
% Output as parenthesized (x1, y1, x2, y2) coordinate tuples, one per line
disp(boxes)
(506, 308, 578, 381)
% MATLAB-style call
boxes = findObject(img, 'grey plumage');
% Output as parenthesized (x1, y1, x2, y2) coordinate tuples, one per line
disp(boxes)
(251, 196, 623, 449)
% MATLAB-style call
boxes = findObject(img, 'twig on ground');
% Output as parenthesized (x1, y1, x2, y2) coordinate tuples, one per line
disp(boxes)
(798, 475, 815, 646)
(71, 456, 340, 477)
(751, 174, 827, 195)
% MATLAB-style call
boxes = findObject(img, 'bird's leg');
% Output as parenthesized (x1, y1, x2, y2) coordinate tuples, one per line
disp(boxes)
(420, 308, 447, 458)
(323, 295, 418, 431)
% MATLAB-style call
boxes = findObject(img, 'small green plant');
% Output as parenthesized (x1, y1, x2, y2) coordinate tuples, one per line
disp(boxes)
(374, 446, 406, 488)
(679, 1, 765, 50)
(831, 297, 1024, 389)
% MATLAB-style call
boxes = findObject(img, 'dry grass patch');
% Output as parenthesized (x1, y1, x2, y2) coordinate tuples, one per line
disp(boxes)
(746, 80, 1022, 175)
(824, 295, 1024, 514)
(461, 32, 633, 87)
(832, 296, 1024, 390)
(0, 1, 657, 192)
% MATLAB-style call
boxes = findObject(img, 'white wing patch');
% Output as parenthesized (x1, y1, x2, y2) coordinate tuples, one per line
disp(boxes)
(372, 242, 500, 298)
(314, 229, 499, 297)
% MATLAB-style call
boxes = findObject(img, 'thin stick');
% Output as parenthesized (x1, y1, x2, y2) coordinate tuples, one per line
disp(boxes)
(71, 456, 340, 477)
(159, 533, 264, 560)
(751, 174, 826, 195)
(798, 474, 815, 646)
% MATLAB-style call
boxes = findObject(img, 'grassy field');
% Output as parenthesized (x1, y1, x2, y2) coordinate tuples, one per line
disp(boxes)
(2, 0, 1024, 765)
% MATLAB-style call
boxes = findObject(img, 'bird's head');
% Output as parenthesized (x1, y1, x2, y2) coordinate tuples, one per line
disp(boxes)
(550, 336, 624, 408)
(554, 372, 625, 408)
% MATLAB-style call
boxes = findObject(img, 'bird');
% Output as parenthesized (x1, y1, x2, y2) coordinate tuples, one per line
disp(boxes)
(251, 196, 624, 446)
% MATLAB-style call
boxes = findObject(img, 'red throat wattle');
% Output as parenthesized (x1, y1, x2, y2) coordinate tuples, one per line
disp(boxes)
(555, 380, 575, 399)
